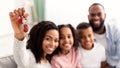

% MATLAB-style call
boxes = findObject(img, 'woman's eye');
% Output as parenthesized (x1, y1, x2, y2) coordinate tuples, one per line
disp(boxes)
(45, 37, 51, 41)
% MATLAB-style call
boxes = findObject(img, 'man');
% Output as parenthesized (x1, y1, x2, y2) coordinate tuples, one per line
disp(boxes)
(88, 3, 120, 68)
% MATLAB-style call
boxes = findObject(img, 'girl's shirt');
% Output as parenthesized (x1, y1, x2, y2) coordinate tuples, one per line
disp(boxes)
(51, 47, 81, 68)
(14, 38, 52, 68)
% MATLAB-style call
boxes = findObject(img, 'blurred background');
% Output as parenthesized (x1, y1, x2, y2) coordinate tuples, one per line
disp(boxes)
(0, 0, 120, 58)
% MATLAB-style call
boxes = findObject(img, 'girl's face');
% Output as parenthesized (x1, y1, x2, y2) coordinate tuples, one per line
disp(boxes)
(42, 29, 59, 55)
(59, 27, 74, 54)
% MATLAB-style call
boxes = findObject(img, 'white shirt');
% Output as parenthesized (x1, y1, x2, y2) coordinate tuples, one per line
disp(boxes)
(79, 42, 106, 68)
(94, 33, 118, 67)
(14, 38, 52, 68)
(94, 33, 107, 49)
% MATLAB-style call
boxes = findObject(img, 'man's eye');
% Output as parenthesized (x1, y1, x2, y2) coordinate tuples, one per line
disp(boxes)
(90, 12, 101, 17)
(97, 13, 101, 16)
(90, 13, 96, 17)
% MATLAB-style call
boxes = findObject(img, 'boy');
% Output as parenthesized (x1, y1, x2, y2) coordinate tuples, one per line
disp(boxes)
(76, 22, 107, 68)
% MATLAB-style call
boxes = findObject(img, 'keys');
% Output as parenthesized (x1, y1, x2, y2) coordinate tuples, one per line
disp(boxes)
(18, 16, 29, 32)
(18, 17, 23, 24)
(23, 23, 28, 32)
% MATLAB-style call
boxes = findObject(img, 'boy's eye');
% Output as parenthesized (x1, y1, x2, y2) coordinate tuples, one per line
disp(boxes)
(88, 34, 91, 37)
(80, 36, 84, 39)
(80, 35, 85, 39)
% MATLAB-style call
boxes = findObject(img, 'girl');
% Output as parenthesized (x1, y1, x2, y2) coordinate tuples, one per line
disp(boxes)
(9, 8, 59, 68)
(51, 24, 81, 68)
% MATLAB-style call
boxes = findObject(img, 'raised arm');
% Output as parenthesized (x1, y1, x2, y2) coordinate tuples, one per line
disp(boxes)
(9, 8, 30, 68)
(9, 8, 28, 40)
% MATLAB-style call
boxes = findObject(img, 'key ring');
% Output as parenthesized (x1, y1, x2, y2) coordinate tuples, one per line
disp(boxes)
(22, 18, 29, 32)
(18, 16, 29, 32)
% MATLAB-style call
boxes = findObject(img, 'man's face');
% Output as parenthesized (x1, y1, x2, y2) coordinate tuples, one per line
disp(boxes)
(88, 5, 106, 32)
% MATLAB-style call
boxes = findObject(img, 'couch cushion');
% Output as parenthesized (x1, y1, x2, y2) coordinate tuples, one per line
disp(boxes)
(0, 55, 17, 68)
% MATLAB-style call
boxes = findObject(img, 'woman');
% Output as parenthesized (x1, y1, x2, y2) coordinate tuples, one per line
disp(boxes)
(9, 8, 59, 68)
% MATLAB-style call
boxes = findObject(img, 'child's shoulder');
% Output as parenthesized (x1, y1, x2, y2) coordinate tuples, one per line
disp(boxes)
(52, 53, 63, 60)
(94, 42, 105, 50)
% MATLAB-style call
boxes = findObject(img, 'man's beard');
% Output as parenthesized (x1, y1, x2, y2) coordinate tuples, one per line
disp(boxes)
(89, 20, 104, 32)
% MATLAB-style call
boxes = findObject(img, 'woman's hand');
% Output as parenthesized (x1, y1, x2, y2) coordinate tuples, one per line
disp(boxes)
(9, 8, 28, 40)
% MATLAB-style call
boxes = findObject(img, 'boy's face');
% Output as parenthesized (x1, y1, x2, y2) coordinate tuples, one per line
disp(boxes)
(78, 27, 94, 50)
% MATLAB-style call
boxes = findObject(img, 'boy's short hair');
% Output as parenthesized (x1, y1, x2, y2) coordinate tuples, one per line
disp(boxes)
(76, 22, 91, 30)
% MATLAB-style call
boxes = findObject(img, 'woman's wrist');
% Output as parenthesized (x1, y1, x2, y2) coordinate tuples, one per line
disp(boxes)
(14, 32, 25, 41)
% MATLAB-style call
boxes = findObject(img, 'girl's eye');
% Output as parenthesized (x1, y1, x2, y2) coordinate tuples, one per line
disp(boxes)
(68, 35, 71, 39)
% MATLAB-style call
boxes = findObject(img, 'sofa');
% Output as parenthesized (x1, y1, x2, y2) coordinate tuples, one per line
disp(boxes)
(0, 55, 17, 68)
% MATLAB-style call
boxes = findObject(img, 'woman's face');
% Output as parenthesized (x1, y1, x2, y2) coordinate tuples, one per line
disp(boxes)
(59, 27, 74, 54)
(42, 29, 59, 55)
